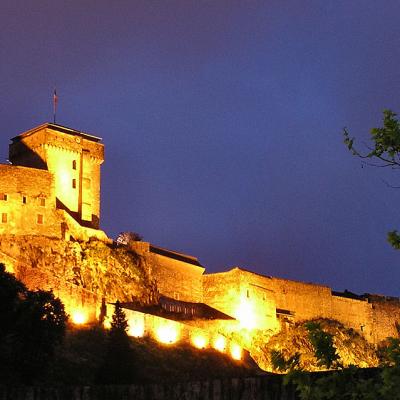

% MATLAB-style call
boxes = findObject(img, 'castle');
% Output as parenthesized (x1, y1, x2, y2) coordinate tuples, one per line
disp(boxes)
(1, 123, 400, 365)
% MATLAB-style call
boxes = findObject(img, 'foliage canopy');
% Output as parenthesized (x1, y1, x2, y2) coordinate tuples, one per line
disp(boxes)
(344, 109, 400, 248)
(0, 263, 67, 384)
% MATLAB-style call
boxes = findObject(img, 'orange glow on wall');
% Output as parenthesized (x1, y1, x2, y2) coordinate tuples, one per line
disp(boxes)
(128, 321, 144, 337)
(213, 335, 226, 352)
(230, 343, 242, 360)
(235, 298, 256, 329)
(156, 324, 179, 344)
(192, 334, 208, 349)
(103, 318, 111, 329)
(71, 309, 87, 325)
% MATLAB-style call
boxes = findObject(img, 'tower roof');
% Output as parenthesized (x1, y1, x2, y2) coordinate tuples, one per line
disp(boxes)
(11, 123, 102, 143)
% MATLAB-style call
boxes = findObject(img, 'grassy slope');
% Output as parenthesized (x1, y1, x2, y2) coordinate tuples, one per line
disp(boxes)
(47, 326, 262, 385)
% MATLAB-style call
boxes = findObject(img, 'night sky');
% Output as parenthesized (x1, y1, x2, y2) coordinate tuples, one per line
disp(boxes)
(1, 1, 400, 296)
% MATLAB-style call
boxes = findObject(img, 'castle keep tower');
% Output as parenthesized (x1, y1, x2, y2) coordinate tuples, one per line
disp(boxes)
(9, 123, 104, 228)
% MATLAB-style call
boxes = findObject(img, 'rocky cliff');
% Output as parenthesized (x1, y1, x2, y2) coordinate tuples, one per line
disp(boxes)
(249, 318, 379, 372)
(0, 235, 158, 317)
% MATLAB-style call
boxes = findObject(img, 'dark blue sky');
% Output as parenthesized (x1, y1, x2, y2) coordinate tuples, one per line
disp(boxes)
(1, 1, 400, 296)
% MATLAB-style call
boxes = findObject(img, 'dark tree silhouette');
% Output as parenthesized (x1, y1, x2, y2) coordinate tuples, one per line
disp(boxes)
(15, 290, 67, 383)
(96, 301, 136, 383)
(0, 264, 67, 384)
(0, 264, 26, 341)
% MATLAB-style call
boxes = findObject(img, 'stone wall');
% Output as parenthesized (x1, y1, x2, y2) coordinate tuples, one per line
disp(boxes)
(122, 308, 240, 356)
(0, 164, 61, 238)
(0, 376, 296, 400)
(60, 210, 109, 242)
(203, 268, 400, 345)
(132, 242, 205, 303)
(203, 269, 279, 331)
(370, 298, 400, 343)
(331, 295, 373, 340)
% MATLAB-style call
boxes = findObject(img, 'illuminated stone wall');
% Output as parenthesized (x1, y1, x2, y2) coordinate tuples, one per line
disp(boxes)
(17, 262, 101, 322)
(369, 298, 400, 343)
(0, 164, 61, 237)
(268, 277, 333, 320)
(2, 122, 400, 352)
(132, 242, 205, 303)
(9, 124, 104, 228)
(203, 268, 279, 332)
(203, 267, 400, 344)
(120, 308, 242, 359)
(330, 295, 373, 340)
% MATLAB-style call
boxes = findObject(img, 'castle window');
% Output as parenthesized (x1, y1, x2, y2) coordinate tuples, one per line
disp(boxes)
(0, 193, 8, 201)
(246, 289, 250, 298)
(72, 160, 77, 170)
(40, 198, 46, 207)
(22, 196, 27, 204)
(37, 214, 43, 224)
(72, 179, 76, 189)
(1, 213, 7, 223)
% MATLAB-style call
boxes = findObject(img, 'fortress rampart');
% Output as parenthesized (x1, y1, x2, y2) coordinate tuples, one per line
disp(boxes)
(1, 122, 400, 371)
(203, 267, 400, 344)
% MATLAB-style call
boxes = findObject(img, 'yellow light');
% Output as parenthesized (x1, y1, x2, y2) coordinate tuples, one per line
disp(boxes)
(213, 335, 226, 352)
(230, 343, 242, 361)
(59, 170, 71, 187)
(192, 335, 208, 349)
(156, 325, 179, 344)
(235, 299, 256, 330)
(71, 310, 87, 325)
(103, 319, 111, 329)
(128, 322, 144, 338)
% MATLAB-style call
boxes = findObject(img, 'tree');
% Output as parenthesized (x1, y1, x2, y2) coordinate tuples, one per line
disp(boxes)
(305, 322, 340, 369)
(344, 109, 400, 248)
(96, 301, 136, 383)
(270, 349, 300, 373)
(0, 264, 67, 383)
(14, 290, 67, 383)
(0, 263, 26, 341)
(116, 231, 143, 246)
(380, 338, 400, 399)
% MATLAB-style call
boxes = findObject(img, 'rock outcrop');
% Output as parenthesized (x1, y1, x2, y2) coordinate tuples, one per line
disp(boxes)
(0, 235, 158, 317)
(250, 318, 379, 372)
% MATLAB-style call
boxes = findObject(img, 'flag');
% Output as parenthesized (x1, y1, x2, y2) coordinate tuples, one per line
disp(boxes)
(53, 89, 58, 106)
(53, 89, 58, 123)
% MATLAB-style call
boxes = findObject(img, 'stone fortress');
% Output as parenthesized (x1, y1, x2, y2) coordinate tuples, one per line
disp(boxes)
(1, 123, 400, 366)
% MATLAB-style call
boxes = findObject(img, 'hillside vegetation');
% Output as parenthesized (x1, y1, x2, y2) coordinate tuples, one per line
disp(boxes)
(251, 319, 379, 372)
